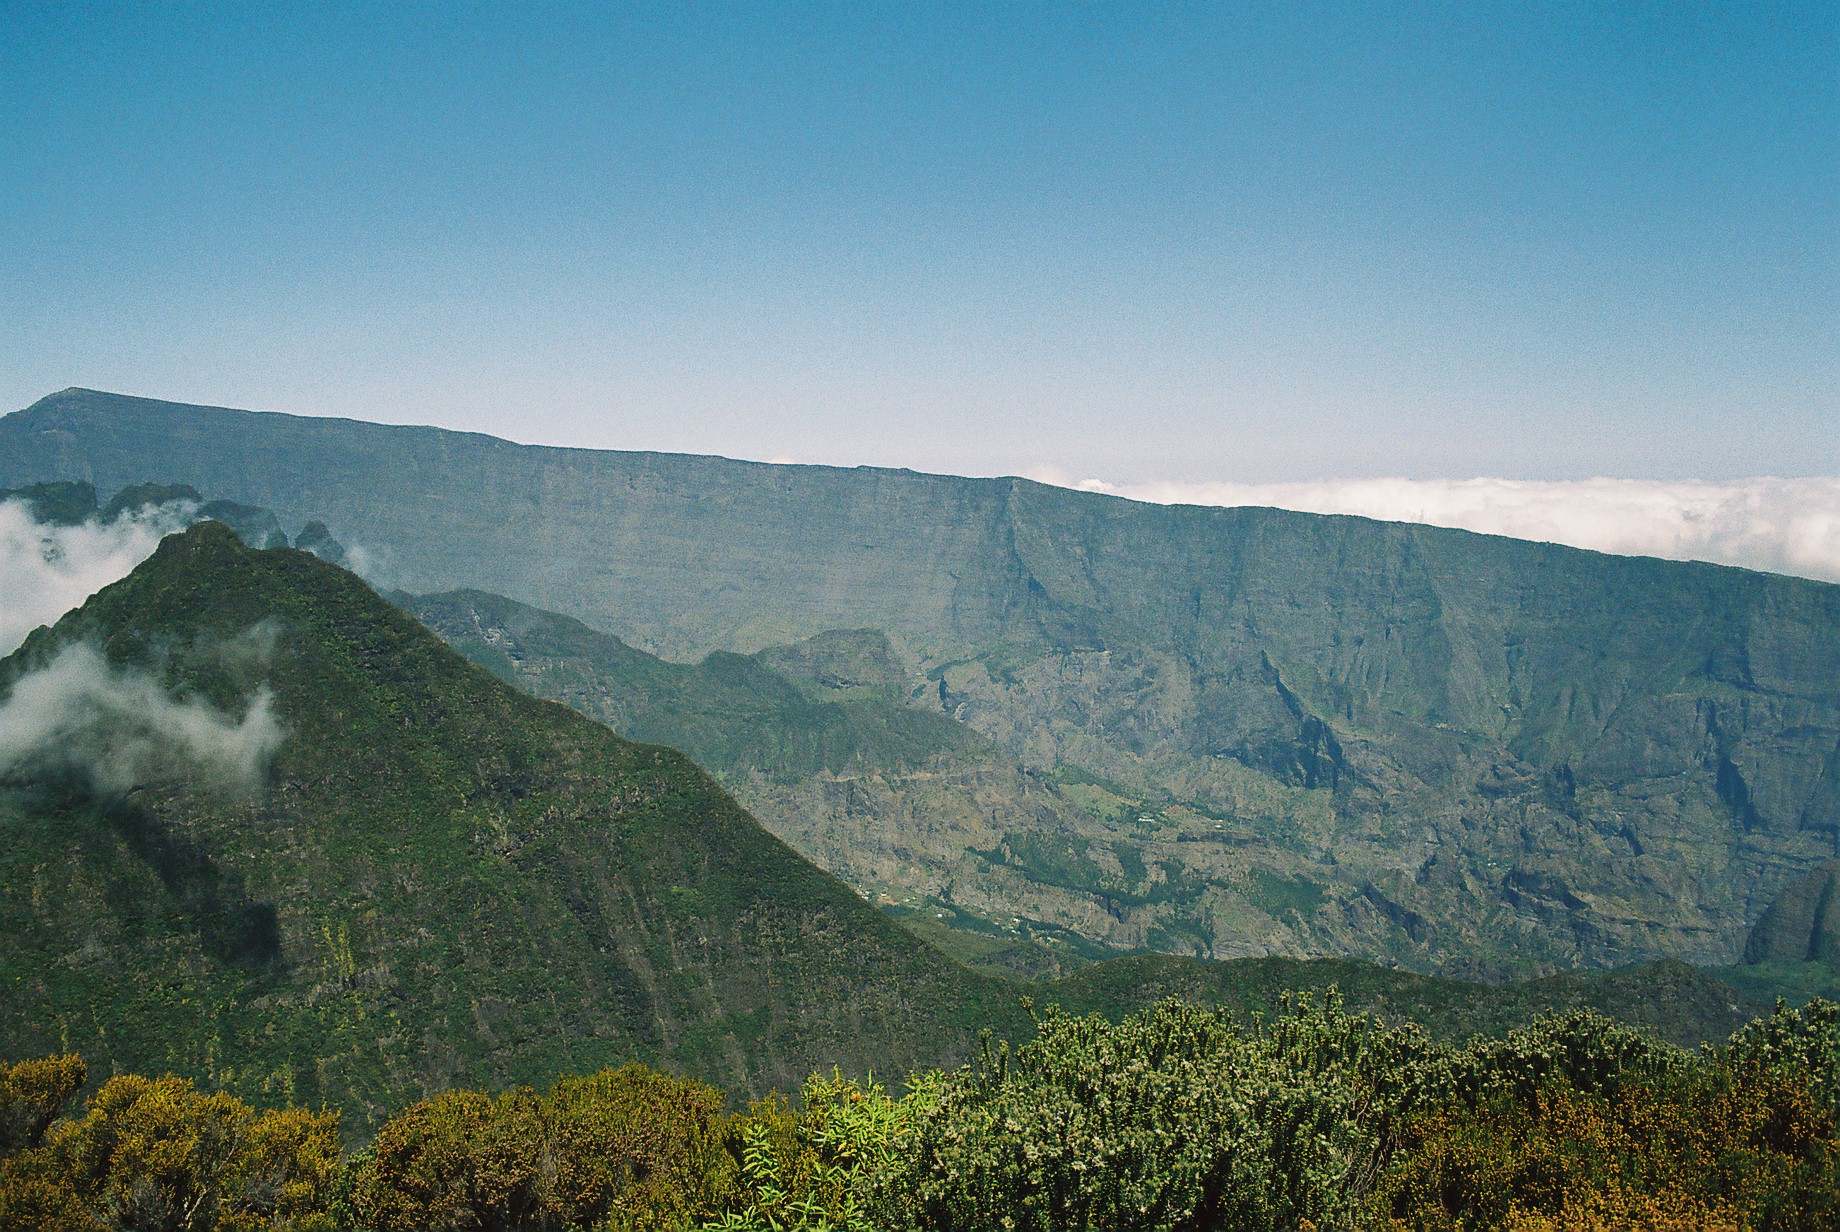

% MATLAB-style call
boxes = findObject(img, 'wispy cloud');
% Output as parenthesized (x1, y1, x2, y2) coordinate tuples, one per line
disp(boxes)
(1028, 473, 1840, 584)
(0, 643, 284, 795)
(0, 498, 196, 654)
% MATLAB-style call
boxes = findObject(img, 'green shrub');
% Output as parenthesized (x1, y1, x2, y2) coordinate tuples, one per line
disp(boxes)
(1412, 1010, 1685, 1117)
(885, 995, 1421, 1232)
(702, 1069, 936, 1232)
(1721, 997, 1840, 1112)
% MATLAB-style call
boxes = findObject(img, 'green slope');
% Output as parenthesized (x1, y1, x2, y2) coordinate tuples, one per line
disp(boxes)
(0, 524, 1020, 1129)
(398, 588, 1119, 978)
(6, 388, 1840, 979)
(1041, 955, 1764, 1051)
(401, 589, 985, 780)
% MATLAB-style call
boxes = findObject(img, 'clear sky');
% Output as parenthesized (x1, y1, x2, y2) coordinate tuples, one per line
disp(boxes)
(2, 1, 1834, 483)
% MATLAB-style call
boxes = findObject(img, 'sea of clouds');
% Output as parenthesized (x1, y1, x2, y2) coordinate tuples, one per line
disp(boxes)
(0, 497, 285, 793)
(1033, 474, 1840, 584)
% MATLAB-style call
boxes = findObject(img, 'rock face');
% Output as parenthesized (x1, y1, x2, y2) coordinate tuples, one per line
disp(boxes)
(1746, 861, 1840, 967)
(5, 388, 1840, 977)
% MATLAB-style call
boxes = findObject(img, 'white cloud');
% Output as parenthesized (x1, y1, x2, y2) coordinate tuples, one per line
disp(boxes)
(0, 643, 284, 795)
(1031, 473, 1840, 584)
(0, 498, 196, 654)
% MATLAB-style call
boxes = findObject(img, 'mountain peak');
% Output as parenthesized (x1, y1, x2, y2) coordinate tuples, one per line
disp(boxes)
(2, 529, 1008, 1126)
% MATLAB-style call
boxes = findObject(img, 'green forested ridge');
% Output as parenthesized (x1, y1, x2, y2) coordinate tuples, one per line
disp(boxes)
(400, 590, 987, 782)
(4, 388, 1836, 979)
(0, 523, 1019, 1129)
(397, 588, 1118, 981)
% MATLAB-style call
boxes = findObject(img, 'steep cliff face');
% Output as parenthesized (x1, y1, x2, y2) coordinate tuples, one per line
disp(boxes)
(1747, 861, 1840, 967)
(6, 388, 1838, 976)
(928, 483, 1840, 972)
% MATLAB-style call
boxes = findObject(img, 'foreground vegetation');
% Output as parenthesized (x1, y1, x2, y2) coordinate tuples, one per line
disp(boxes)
(4, 994, 1835, 1231)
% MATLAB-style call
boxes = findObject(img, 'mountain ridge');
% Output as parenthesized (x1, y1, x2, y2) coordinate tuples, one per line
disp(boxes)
(0, 522, 1018, 1127)
(5, 388, 1838, 979)
(9, 387, 1813, 655)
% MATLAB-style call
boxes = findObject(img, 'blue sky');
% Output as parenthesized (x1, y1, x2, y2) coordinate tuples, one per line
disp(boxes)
(2, 1, 1833, 482)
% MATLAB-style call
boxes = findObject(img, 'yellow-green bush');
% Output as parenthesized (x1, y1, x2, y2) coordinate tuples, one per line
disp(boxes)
(0, 1054, 87, 1156)
(0, 1064, 338, 1232)
(343, 1064, 736, 1232)
(545, 1065, 734, 1231)
(1369, 1002, 1840, 1231)
(344, 1087, 545, 1232)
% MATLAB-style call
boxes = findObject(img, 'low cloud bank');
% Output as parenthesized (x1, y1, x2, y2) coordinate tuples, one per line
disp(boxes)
(0, 643, 284, 795)
(0, 498, 195, 654)
(1042, 474, 1840, 583)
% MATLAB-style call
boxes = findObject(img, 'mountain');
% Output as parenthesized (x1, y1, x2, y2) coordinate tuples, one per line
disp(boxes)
(5, 387, 1839, 979)
(0, 477, 291, 546)
(0, 522, 1018, 1128)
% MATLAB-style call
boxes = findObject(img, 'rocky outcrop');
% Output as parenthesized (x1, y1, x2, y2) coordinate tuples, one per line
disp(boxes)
(1746, 861, 1840, 967)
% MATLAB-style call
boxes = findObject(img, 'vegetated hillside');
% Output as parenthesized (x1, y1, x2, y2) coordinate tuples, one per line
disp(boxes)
(6, 388, 1840, 979)
(0, 523, 1020, 1129)
(1042, 955, 1764, 1051)
(394, 589, 1804, 1045)
(401, 588, 1122, 979)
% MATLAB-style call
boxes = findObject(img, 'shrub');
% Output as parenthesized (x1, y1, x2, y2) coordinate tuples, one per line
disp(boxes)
(1721, 998, 1840, 1113)
(1411, 1011, 1684, 1117)
(345, 1088, 546, 1232)
(5, 1069, 339, 1232)
(1370, 1006, 1840, 1231)
(546, 1064, 733, 1232)
(703, 1069, 936, 1231)
(347, 1064, 737, 1232)
(886, 995, 1420, 1232)
(0, 1055, 87, 1156)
